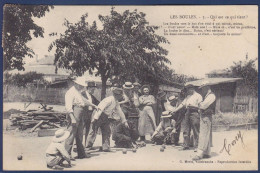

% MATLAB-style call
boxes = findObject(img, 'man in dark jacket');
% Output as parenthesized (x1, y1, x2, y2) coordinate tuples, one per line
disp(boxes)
(112, 120, 139, 148)
(81, 82, 100, 147)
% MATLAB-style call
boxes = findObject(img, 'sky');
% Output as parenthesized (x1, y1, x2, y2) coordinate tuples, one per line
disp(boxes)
(26, 5, 258, 78)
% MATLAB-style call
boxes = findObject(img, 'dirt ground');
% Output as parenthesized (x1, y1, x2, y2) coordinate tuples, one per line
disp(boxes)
(2, 102, 258, 171)
(3, 129, 258, 171)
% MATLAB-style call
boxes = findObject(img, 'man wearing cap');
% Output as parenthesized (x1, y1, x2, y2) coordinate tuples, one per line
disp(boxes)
(171, 84, 203, 150)
(64, 76, 98, 159)
(80, 81, 100, 147)
(193, 82, 216, 160)
(85, 88, 129, 152)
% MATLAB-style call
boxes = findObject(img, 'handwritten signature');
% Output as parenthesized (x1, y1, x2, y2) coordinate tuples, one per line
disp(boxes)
(220, 130, 245, 155)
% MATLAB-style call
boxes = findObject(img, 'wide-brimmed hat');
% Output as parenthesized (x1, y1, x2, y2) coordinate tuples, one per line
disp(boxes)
(198, 80, 212, 89)
(123, 82, 134, 89)
(52, 129, 70, 143)
(168, 95, 178, 102)
(184, 83, 196, 89)
(140, 85, 151, 94)
(161, 111, 172, 118)
(73, 76, 88, 87)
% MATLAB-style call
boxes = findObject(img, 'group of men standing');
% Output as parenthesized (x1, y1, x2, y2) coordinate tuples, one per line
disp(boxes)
(168, 82, 216, 160)
(62, 76, 216, 161)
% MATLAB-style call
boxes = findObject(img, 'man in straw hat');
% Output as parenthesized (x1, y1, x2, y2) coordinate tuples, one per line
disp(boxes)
(192, 80, 216, 160)
(171, 84, 202, 151)
(65, 76, 98, 159)
(46, 129, 71, 170)
(165, 94, 185, 146)
(151, 111, 176, 145)
(86, 88, 129, 152)
(120, 82, 140, 119)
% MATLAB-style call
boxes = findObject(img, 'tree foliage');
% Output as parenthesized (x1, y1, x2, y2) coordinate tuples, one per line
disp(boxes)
(230, 56, 258, 96)
(3, 5, 53, 71)
(3, 72, 45, 87)
(50, 8, 174, 98)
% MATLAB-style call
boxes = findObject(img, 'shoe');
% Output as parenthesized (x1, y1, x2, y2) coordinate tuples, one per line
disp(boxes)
(102, 149, 114, 152)
(70, 156, 76, 161)
(203, 154, 211, 158)
(85, 153, 91, 158)
(194, 149, 197, 152)
(51, 165, 64, 170)
(173, 143, 180, 146)
(140, 141, 146, 147)
(85, 147, 95, 151)
(182, 147, 190, 150)
(192, 155, 203, 161)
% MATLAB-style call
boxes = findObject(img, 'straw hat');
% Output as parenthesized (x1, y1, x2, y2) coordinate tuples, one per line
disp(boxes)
(52, 129, 70, 143)
(73, 76, 88, 87)
(168, 95, 177, 102)
(184, 83, 196, 89)
(198, 80, 211, 89)
(161, 111, 172, 118)
(123, 82, 134, 89)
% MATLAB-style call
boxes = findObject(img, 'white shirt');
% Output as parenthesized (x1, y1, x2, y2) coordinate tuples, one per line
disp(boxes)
(65, 86, 91, 113)
(46, 142, 70, 160)
(199, 92, 216, 110)
(93, 96, 126, 123)
(182, 92, 203, 108)
(164, 100, 175, 112)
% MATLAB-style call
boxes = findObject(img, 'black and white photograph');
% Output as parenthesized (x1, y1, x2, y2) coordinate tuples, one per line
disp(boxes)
(2, 5, 258, 171)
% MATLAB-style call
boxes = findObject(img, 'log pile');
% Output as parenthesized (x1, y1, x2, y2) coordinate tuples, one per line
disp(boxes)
(9, 106, 68, 131)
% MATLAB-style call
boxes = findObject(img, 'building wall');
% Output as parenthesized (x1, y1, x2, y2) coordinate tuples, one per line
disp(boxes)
(211, 82, 236, 113)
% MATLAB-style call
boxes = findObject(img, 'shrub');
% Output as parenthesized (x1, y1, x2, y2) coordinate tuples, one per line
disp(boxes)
(4, 72, 45, 87)
(213, 112, 258, 125)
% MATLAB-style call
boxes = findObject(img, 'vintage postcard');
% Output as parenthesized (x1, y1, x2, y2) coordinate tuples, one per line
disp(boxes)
(2, 5, 258, 171)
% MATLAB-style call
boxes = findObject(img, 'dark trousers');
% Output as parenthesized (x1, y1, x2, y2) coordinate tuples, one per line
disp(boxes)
(82, 108, 93, 147)
(65, 106, 86, 158)
(86, 112, 111, 150)
(183, 110, 200, 148)
(115, 138, 132, 148)
(172, 111, 185, 144)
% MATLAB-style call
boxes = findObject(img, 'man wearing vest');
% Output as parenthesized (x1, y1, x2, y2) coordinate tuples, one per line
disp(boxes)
(85, 88, 129, 152)
(80, 81, 100, 147)
(192, 81, 216, 160)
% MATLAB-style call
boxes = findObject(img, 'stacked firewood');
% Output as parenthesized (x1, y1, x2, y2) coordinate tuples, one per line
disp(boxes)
(9, 105, 68, 131)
